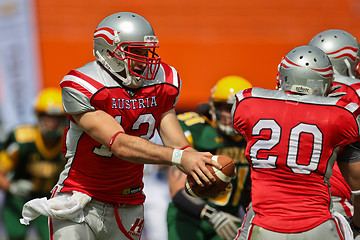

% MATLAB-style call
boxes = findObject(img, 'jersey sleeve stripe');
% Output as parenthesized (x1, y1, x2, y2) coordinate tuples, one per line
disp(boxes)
(235, 90, 245, 102)
(68, 70, 105, 89)
(60, 70, 104, 98)
(169, 66, 180, 87)
(235, 88, 253, 102)
(161, 63, 180, 88)
(60, 80, 94, 99)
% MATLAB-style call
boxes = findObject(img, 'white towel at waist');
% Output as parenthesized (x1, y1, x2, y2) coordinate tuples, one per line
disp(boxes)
(20, 191, 92, 225)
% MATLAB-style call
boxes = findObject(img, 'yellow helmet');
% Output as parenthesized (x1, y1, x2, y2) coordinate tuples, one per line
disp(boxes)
(34, 88, 64, 115)
(210, 75, 252, 104)
(209, 76, 252, 136)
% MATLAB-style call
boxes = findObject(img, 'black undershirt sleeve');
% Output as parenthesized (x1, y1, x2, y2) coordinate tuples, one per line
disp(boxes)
(338, 143, 360, 163)
(172, 189, 206, 219)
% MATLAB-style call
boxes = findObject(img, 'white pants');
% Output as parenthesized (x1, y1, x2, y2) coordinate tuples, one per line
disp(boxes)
(50, 199, 144, 240)
(236, 204, 345, 240)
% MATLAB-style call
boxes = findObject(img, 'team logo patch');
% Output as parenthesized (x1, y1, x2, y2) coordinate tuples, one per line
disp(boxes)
(291, 85, 313, 95)
(128, 218, 144, 237)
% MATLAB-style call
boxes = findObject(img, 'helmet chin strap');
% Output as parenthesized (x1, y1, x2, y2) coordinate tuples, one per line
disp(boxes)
(95, 50, 139, 87)
(344, 58, 356, 79)
(333, 67, 342, 77)
(217, 122, 236, 136)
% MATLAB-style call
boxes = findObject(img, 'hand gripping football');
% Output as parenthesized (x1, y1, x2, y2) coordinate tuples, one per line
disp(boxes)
(185, 155, 235, 199)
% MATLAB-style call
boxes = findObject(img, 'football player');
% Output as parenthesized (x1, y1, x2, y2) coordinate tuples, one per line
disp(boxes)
(20, 12, 221, 240)
(0, 88, 67, 240)
(233, 45, 360, 240)
(309, 29, 360, 218)
(167, 76, 252, 240)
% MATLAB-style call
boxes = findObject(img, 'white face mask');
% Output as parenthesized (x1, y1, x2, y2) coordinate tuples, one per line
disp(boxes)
(217, 122, 237, 136)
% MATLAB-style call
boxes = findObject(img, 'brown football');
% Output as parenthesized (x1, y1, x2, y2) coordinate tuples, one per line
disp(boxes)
(185, 155, 235, 199)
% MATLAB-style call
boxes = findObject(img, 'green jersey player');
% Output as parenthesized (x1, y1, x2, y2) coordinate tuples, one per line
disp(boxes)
(167, 76, 253, 240)
(0, 88, 67, 240)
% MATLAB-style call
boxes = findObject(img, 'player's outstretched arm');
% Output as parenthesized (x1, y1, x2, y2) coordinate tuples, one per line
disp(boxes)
(72, 109, 221, 186)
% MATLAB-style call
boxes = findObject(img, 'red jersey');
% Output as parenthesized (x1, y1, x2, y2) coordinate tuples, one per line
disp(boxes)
(55, 61, 181, 204)
(330, 75, 360, 202)
(232, 87, 360, 233)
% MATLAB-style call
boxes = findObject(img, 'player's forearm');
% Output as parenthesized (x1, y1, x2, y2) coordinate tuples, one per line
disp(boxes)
(111, 133, 175, 165)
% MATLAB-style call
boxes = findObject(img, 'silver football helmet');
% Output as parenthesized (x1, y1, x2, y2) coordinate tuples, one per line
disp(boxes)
(278, 45, 334, 96)
(93, 12, 161, 88)
(308, 29, 360, 79)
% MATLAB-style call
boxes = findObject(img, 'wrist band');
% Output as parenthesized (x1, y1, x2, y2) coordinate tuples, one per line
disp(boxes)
(108, 131, 125, 151)
(180, 145, 191, 150)
(172, 149, 184, 165)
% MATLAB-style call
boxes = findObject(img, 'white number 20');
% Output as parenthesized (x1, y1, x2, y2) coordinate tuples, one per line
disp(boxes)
(250, 119, 323, 174)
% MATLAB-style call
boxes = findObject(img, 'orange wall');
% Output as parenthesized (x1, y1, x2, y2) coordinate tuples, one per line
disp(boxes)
(35, 0, 360, 110)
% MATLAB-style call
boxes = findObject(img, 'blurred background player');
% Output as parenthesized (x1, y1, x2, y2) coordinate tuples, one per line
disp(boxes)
(309, 29, 360, 218)
(0, 88, 67, 240)
(167, 76, 253, 240)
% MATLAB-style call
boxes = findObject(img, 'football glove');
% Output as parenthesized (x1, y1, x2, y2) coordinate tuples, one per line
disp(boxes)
(200, 205, 241, 240)
(9, 179, 33, 198)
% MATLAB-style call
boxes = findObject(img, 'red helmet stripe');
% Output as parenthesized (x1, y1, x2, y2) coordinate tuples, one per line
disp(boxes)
(311, 66, 334, 78)
(280, 56, 301, 68)
(94, 27, 115, 45)
(327, 46, 358, 61)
